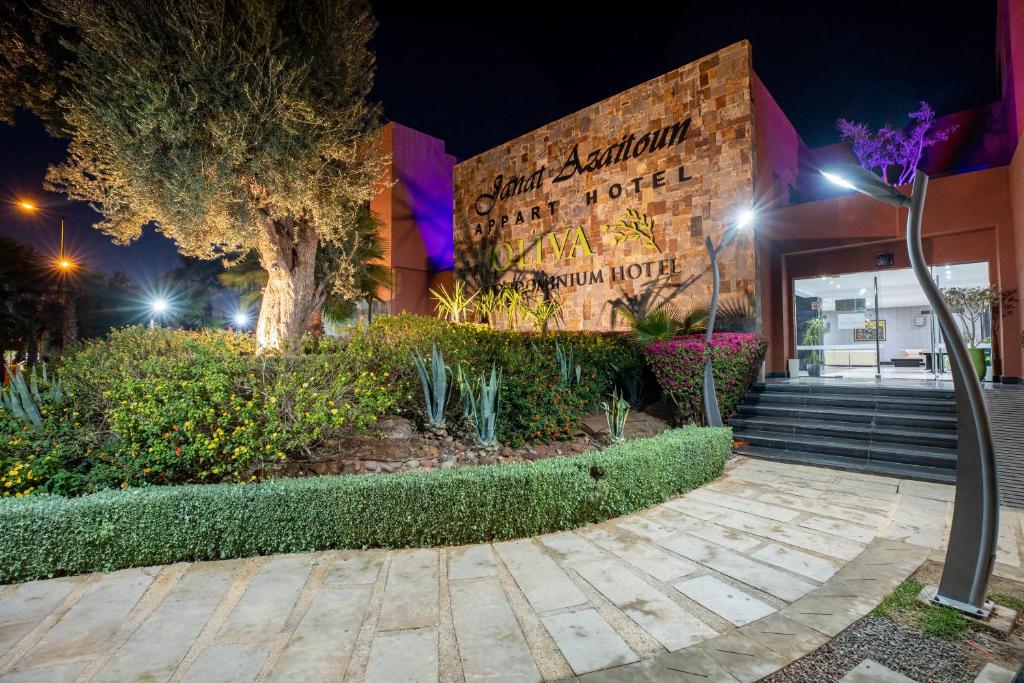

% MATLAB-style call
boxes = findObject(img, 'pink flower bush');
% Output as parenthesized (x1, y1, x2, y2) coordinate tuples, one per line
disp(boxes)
(647, 333, 767, 425)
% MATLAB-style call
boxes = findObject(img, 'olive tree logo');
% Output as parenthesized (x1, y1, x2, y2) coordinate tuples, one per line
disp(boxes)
(601, 209, 661, 253)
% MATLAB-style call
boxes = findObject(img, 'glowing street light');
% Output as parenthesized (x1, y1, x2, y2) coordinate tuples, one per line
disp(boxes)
(822, 162, 998, 618)
(233, 311, 250, 328)
(16, 199, 74, 272)
(702, 207, 756, 427)
(151, 298, 168, 314)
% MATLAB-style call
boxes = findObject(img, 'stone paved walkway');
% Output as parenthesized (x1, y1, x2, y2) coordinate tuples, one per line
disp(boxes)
(2, 457, 1022, 683)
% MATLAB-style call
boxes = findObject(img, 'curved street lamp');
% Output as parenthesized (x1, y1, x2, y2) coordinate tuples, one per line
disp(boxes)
(822, 163, 998, 617)
(703, 209, 755, 427)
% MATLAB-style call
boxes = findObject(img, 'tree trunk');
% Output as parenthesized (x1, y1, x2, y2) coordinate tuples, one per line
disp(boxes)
(254, 215, 319, 353)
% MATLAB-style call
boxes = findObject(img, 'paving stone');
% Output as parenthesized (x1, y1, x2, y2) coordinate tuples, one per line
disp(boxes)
(641, 509, 762, 553)
(377, 549, 439, 631)
(702, 482, 759, 499)
(713, 510, 865, 561)
(737, 613, 828, 662)
(94, 561, 237, 683)
(574, 557, 717, 651)
(218, 555, 312, 642)
(494, 540, 587, 613)
(839, 658, 914, 682)
(0, 578, 78, 658)
(365, 630, 438, 683)
(182, 642, 269, 683)
(580, 527, 698, 582)
(614, 517, 676, 543)
(799, 516, 876, 544)
(974, 662, 1018, 683)
(654, 531, 817, 602)
(899, 480, 955, 502)
(694, 631, 788, 682)
(687, 490, 801, 523)
(891, 498, 949, 530)
(781, 593, 870, 637)
(879, 522, 947, 549)
(674, 575, 775, 627)
(538, 532, 603, 564)
(646, 646, 741, 682)
(756, 492, 887, 527)
(268, 586, 370, 682)
(447, 545, 498, 580)
(997, 516, 1021, 568)
(751, 543, 840, 583)
(449, 579, 540, 682)
(541, 609, 638, 675)
(575, 658, 663, 682)
(20, 567, 154, 668)
(0, 661, 87, 683)
(661, 497, 730, 521)
(323, 550, 385, 585)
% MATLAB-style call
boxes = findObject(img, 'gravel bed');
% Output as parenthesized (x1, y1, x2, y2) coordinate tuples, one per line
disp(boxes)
(762, 615, 977, 683)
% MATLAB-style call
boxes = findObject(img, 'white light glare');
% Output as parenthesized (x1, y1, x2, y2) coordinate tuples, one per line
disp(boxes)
(151, 298, 168, 313)
(233, 312, 250, 327)
(858, 288, 866, 295)
(736, 209, 755, 229)
(821, 170, 857, 190)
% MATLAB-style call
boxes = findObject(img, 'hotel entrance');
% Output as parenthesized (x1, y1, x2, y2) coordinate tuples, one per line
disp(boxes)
(792, 262, 992, 381)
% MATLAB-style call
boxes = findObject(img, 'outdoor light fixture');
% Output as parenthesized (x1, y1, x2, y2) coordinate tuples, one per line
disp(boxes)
(233, 311, 250, 328)
(702, 207, 756, 427)
(822, 163, 998, 618)
(151, 298, 168, 313)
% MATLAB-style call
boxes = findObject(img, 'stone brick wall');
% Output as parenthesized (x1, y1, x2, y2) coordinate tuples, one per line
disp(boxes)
(453, 41, 756, 331)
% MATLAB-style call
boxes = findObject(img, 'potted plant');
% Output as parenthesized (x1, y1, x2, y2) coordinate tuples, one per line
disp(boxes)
(802, 317, 826, 377)
(941, 286, 1001, 380)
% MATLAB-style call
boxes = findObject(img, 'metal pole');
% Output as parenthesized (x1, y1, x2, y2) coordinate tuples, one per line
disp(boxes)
(703, 235, 723, 427)
(873, 275, 881, 380)
(904, 170, 999, 617)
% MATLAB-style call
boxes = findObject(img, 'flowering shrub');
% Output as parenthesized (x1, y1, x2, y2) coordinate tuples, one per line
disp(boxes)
(0, 327, 398, 495)
(647, 333, 767, 424)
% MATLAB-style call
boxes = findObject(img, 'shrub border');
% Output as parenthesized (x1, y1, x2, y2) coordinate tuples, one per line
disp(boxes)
(0, 426, 730, 583)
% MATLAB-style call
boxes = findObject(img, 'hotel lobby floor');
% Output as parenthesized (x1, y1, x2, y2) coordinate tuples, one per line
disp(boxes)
(1, 458, 1020, 683)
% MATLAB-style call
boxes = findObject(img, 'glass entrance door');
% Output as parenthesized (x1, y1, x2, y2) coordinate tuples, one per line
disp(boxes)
(793, 262, 991, 381)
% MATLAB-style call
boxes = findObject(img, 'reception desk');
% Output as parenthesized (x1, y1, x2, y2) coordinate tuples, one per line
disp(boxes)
(823, 349, 878, 367)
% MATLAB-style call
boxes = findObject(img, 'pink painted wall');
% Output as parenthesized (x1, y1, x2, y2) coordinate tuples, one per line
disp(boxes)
(370, 122, 457, 316)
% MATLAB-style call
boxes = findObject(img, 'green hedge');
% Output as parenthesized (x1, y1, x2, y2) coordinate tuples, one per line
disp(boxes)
(0, 426, 730, 583)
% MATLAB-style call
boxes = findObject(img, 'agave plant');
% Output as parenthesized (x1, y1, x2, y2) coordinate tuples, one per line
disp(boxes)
(430, 281, 477, 323)
(555, 340, 582, 386)
(455, 362, 474, 420)
(0, 364, 63, 426)
(467, 365, 502, 446)
(601, 388, 630, 443)
(524, 298, 562, 333)
(412, 344, 451, 429)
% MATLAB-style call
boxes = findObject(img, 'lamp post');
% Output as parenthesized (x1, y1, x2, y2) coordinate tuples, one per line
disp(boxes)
(703, 209, 755, 427)
(16, 200, 77, 351)
(823, 163, 998, 617)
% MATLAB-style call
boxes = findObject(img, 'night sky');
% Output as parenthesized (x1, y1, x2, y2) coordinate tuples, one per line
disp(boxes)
(0, 1, 1000, 281)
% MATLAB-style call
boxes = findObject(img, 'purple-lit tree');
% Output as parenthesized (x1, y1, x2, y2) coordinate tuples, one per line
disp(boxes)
(837, 102, 958, 186)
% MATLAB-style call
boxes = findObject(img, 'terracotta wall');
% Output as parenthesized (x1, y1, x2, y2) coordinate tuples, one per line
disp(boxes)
(370, 123, 456, 316)
(1011, 133, 1024, 375)
(761, 167, 1023, 380)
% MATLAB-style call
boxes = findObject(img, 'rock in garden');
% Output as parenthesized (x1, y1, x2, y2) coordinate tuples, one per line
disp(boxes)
(378, 416, 415, 440)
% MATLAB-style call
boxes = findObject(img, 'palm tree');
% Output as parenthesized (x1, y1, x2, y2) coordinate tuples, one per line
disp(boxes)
(220, 207, 393, 331)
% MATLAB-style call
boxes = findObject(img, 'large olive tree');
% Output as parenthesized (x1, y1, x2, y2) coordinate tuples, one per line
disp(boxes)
(1, 0, 387, 351)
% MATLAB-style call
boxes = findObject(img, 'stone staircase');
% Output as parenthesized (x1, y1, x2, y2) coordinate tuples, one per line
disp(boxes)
(730, 382, 958, 484)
